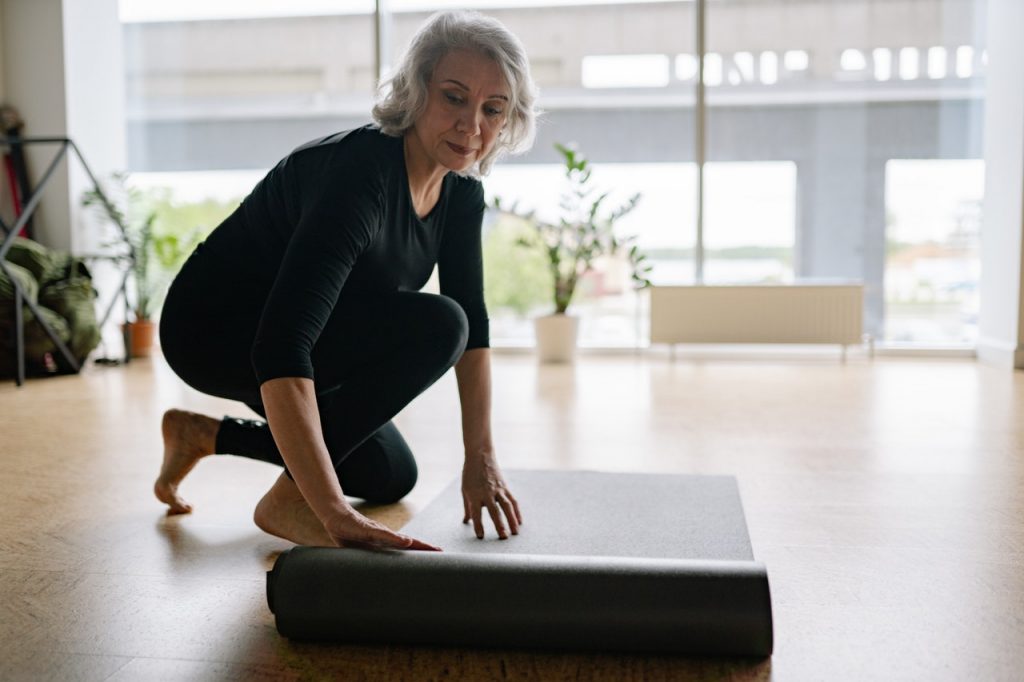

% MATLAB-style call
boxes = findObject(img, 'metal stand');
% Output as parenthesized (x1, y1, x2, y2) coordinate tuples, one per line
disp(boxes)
(0, 135, 133, 386)
(77, 249, 133, 367)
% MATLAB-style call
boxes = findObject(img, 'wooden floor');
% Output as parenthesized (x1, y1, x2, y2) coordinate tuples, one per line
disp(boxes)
(1, 349, 1022, 681)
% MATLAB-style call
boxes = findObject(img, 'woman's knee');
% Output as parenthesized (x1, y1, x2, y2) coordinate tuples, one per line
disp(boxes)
(335, 423, 419, 505)
(366, 455, 418, 505)
(340, 450, 418, 505)
(404, 293, 469, 367)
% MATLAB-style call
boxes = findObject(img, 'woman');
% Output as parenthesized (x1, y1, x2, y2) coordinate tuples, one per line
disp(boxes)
(155, 10, 537, 552)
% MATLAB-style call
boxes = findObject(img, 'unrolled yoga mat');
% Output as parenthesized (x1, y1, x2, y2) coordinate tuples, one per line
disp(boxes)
(266, 470, 773, 656)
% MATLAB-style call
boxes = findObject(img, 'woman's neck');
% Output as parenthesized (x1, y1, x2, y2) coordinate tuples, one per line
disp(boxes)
(403, 134, 448, 218)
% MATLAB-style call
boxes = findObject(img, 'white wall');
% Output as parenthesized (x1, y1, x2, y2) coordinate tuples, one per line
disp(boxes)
(0, 10, 11, 229)
(0, 5, 6, 101)
(0, 0, 69, 249)
(0, 0, 124, 252)
(62, 0, 126, 255)
(978, 0, 1024, 369)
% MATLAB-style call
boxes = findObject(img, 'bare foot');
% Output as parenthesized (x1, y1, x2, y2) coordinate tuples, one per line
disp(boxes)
(254, 473, 335, 547)
(155, 408, 219, 514)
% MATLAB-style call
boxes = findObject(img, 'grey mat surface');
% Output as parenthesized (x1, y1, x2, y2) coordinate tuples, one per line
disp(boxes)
(267, 469, 773, 656)
(402, 469, 755, 560)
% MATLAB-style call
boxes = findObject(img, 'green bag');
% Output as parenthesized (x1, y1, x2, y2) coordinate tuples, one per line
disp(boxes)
(0, 238, 101, 377)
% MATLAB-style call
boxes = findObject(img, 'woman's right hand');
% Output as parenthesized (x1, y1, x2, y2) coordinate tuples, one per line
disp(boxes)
(324, 507, 442, 551)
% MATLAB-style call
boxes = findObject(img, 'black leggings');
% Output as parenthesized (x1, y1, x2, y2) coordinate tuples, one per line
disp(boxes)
(159, 251, 468, 504)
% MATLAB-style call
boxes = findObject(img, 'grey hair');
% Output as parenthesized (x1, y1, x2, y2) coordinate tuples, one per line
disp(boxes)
(372, 10, 539, 177)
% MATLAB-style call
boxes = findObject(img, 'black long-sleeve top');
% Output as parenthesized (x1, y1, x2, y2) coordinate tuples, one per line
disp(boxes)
(200, 124, 490, 385)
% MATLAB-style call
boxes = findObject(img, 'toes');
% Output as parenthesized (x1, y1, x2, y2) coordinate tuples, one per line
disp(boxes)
(170, 491, 193, 512)
(155, 481, 193, 514)
(167, 497, 193, 515)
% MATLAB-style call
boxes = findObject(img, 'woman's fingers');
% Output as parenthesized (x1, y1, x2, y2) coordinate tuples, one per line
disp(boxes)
(471, 502, 485, 539)
(496, 495, 519, 535)
(404, 537, 443, 551)
(376, 529, 413, 548)
(369, 526, 443, 551)
(463, 492, 522, 539)
(509, 493, 523, 525)
(328, 509, 441, 551)
(342, 529, 440, 552)
(485, 500, 508, 539)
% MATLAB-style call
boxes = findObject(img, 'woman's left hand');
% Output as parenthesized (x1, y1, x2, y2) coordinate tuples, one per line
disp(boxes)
(461, 452, 522, 540)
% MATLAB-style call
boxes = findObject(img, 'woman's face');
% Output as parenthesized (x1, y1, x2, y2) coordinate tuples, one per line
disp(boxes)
(410, 49, 510, 173)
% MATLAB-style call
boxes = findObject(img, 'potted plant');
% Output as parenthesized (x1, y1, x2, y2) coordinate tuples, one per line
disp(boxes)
(492, 143, 652, 362)
(82, 173, 202, 358)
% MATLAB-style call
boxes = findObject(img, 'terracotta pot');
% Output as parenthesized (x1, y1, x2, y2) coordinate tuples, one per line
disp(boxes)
(534, 313, 579, 363)
(122, 319, 157, 358)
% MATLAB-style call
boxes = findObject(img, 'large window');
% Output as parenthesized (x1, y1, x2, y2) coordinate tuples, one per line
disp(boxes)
(706, 0, 987, 345)
(118, 0, 988, 349)
(884, 159, 983, 344)
(121, 1, 377, 174)
(703, 162, 796, 285)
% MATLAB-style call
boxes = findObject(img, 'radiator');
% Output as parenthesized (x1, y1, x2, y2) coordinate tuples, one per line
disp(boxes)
(650, 284, 865, 354)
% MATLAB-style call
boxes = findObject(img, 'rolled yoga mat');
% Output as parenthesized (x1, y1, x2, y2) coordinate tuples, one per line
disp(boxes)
(266, 470, 773, 656)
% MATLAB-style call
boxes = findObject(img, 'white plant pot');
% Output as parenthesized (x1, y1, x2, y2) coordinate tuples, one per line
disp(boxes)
(534, 313, 580, 363)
